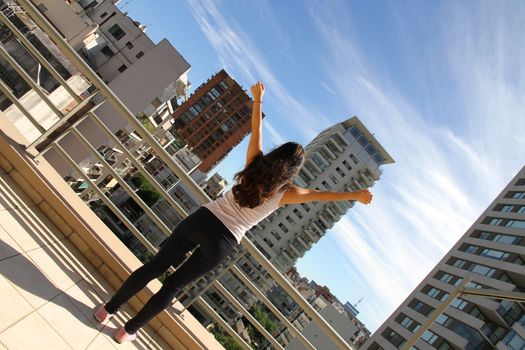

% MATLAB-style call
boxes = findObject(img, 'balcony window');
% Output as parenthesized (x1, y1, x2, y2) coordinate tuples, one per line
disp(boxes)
(506, 220, 525, 229)
(396, 314, 421, 333)
(502, 330, 525, 350)
(421, 330, 438, 345)
(409, 299, 434, 316)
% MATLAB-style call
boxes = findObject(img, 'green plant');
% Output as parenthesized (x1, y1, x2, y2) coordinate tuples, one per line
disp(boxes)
(131, 173, 160, 206)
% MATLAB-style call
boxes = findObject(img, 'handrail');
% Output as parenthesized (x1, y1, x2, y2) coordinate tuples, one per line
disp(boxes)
(10, 1, 357, 348)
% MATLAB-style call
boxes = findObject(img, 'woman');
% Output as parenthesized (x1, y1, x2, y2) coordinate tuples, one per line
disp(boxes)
(94, 81, 373, 343)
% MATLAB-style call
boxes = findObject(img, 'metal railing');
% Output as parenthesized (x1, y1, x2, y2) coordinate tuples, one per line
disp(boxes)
(1, 1, 357, 349)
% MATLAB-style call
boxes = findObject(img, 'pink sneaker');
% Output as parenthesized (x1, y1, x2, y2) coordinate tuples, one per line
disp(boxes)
(114, 327, 137, 343)
(94, 303, 113, 323)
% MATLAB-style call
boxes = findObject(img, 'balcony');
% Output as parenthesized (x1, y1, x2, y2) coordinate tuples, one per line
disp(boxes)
(0, 1, 358, 349)
(0, 124, 222, 349)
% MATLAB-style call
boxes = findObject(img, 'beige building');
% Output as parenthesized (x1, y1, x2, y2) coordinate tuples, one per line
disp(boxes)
(29, 0, 192, 176)
(363, 166, 525, 350)
(202, 172, 228, 200)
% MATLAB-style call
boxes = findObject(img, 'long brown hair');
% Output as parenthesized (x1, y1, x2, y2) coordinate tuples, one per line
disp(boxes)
(232, 142, 305, 208)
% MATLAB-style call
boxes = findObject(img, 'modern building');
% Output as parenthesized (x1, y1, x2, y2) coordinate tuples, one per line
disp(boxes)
(170, 69, 257, 173)
(30, 0, 191, 175)
(363, 166, 525, 350)
(247, 116, 394, 272)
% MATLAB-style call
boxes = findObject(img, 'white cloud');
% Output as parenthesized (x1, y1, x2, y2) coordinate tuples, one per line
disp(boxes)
(320, 81, 336, 95)
(302, 0, 525, 332)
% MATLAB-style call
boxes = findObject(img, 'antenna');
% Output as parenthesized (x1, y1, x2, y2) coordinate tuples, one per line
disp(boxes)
(354, 297, 364, 308)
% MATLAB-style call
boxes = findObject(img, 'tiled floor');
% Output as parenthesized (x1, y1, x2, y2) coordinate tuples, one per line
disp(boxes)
(0, 172, 171, 349)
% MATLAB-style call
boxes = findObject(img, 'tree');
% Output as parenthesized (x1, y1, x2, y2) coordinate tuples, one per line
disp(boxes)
(131, 173, 161, 206)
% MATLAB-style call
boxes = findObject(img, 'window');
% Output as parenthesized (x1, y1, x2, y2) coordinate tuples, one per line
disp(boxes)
(125, 41, 134, 49)
(423, 286, 449, 301)
(421, 330, 438, 345)
(335, 166, 345, 177)
(510, 191, 525, 199)
(435, 271, 462, 286)
(396, 314, 421, 333)
(286, 215, 296, 226)
(489, 218, 503, 226)
(502, 330, 525, 350)
(219, 80, 228, 90)
(293, 208, 303, 219)
(451, 297, 468, 310)
(381, 327, 405, 347)
(270, 230, 281, 241)
(100, 11, 108, 18)
(409, 299, 434, 316)
(329, 174, 339, 185)
(342, 159, 352, 171)
(321, 180, 332, 190)
(474, 231, 522, 245)
(278, 223, 289, 233)
(136, 51, 144, 59)
(108, 24, 126, 40)
(350, 153, 359, 164)
(100, 45, 114, 58)
(301, 203, 310, 212)
(118, 64, 127, 72)
(506, 220, 525, 229)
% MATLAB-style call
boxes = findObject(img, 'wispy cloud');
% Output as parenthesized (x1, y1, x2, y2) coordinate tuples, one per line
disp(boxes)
(186, 0, 330, 144)
(320, 81, 336, 95)
(300, 0, 525, 332)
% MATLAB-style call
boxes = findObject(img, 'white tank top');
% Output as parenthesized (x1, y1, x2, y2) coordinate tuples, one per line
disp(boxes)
(203, 189, 285, 244)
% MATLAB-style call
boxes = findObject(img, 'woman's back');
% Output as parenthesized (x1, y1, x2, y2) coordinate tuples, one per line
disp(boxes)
(203, 189, 284, 244)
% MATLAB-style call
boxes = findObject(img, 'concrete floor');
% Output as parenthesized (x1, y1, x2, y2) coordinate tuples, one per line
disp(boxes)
(0, 170, 171, 349)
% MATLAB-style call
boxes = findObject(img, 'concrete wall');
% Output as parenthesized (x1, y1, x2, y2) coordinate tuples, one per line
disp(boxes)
(31, 0, 97, 49)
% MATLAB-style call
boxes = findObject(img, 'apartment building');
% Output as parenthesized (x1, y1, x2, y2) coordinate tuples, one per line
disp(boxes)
(363, 166, 525, 350)
(171, 69, 256, 173)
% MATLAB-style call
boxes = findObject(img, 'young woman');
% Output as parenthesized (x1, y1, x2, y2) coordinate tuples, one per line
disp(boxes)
(94, 81, 373, 343)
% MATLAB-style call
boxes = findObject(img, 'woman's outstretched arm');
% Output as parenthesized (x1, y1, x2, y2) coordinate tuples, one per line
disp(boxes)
(245, 82, 265, 166)
(279, 185, 373, 206)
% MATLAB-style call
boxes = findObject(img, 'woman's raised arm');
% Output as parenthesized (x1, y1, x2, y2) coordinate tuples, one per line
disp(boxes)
(245, 82, 265, 166)
(279, 185, 373, 207)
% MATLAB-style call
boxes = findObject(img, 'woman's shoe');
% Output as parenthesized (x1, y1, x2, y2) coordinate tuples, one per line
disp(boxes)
(114, 327, 137, 343)
(94, 303, 113, 323)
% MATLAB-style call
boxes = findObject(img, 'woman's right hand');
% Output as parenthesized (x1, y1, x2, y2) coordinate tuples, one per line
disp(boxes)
(251, 81, 265, 102)
(353, 189, 373, 205)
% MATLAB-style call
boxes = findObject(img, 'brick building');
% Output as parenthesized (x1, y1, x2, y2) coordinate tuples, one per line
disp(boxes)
(171, 69, 261, 172)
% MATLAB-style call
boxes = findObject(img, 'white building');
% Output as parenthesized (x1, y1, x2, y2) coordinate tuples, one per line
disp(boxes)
(32, 0, 192, 176)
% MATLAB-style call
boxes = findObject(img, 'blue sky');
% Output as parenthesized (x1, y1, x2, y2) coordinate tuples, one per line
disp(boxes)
(120, 0, 525, 332)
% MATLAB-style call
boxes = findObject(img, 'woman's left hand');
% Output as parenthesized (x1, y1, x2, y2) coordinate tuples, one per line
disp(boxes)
(251, 81, 265, 102)
(354, 189, 373, 205)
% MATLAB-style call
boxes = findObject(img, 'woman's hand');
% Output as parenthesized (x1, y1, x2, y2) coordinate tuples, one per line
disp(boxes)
(251, 81, 265, 102)
(353, 189, 373, 205)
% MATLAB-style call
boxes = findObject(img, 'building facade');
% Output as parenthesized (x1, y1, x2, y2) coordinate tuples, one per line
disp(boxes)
(363, 166, 525, 350)
(171, 69, 256, 173)
(247, 116, 394, 272)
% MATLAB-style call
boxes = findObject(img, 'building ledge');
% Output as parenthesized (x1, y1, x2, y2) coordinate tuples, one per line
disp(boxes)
(0, 119, 224, 349)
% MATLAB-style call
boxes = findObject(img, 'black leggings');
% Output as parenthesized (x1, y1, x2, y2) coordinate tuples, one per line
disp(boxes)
(105, 206, 236, 334)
